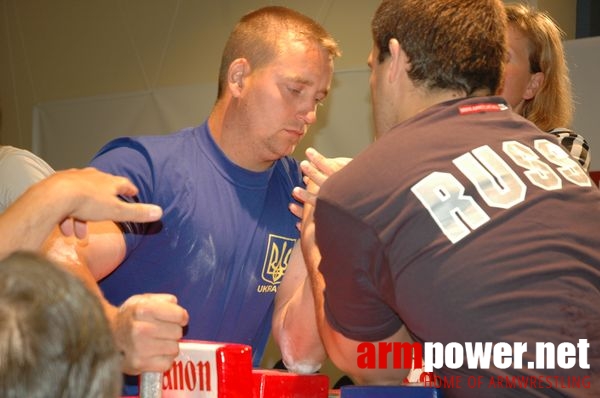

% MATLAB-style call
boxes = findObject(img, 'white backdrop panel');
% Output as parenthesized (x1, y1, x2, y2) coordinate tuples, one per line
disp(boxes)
(564, 36, 600, 171)
(33, 37, 600, 171)
(32, 70, 373, 170)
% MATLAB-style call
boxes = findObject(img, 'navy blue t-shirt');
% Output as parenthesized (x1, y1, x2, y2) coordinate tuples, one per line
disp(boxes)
(91, 122, 302, 394)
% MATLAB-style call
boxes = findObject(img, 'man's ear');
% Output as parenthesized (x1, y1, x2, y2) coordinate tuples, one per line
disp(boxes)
(387, 38, 408, 83)
(228, 58, 250, 97)
(523, 71, 544, 100)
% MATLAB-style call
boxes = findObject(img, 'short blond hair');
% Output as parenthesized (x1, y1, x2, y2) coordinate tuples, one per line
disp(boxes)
(217, 6, 341, 99)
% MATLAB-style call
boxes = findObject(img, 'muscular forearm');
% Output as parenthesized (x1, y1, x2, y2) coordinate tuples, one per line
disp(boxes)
(274, 276, 326, 373)
(303, 245, 357, 376)
(273, 241, 326, 373)
(40, 228, 125, 367)
(43, 239, 186, 377)
(302, 240, 410, 386)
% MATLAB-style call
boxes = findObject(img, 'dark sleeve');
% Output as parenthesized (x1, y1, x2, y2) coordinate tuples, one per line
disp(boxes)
(315, 198, 402, 342)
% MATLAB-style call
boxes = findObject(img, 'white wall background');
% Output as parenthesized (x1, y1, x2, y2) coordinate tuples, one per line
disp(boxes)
(31, 36, 600, 172)
(1, 0, 579, 161)
(564, 36, 600, 169)
(31, 68, 374, 169)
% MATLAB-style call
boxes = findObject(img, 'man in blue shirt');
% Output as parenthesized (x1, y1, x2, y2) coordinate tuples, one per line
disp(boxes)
(44, 6, 340, 395)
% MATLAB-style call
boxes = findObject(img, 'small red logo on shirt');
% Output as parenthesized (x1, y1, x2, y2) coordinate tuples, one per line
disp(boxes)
(458, 103, 509, 115)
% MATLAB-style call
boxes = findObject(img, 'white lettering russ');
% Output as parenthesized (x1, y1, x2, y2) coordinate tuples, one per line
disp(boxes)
(411, 139, 591, 243)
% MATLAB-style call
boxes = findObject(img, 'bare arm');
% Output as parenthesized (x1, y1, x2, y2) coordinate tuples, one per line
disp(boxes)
(274, 148, 353, 372)
(44, 218, 190, 375)
(0, 167, 190, 376)
(272, 241, 326, 373)
(299, 189, 411, 385)
(0, 167, 162, 260)
(291, 148, 411, 385)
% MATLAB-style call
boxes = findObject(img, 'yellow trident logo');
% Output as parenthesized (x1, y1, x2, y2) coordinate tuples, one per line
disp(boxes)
(261, 234, 296, 285)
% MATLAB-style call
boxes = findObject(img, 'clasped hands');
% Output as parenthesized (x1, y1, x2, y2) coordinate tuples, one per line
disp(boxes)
(290, 147, 351, 223)
(290, 147, 351, 272)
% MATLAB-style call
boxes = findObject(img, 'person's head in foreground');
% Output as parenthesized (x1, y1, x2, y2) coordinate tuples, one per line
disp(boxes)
(0, 252, 121, 398)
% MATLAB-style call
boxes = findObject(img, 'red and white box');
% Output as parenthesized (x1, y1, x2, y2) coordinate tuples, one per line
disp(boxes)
(141, 339, 253, 397)
(138, 340, 332, 398)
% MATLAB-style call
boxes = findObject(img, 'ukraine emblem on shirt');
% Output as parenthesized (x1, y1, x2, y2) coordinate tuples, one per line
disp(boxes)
(260, 234, 296, 285)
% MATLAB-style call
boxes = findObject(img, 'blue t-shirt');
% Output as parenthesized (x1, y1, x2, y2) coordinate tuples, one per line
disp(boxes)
(91, 122, 302, 394)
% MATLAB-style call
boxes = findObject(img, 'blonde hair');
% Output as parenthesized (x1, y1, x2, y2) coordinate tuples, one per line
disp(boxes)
(505, 3, 573, 130)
